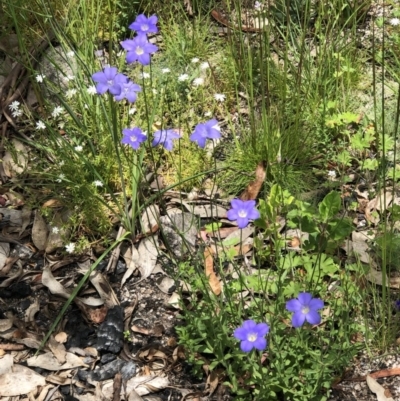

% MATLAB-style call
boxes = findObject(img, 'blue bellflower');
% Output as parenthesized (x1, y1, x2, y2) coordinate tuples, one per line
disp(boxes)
(227, 199, 260, 229)
(129, 14, 158, 35)
(152, 129, 181, 151)
(286, 292, 324, 328)
(121, 127, 147, 150)
(190, 119, 221, 148)
(114, 80, 142, 102)
(234, 320, 269, 352)
(91, 66, 127, 95)
(121, 35, 158, 65)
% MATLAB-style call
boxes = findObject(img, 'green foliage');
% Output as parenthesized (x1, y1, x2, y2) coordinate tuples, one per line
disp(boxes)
(177, 185, 364, 399)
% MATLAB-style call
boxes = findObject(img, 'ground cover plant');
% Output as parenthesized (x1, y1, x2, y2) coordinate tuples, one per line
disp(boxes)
(1, 0, 400, 400)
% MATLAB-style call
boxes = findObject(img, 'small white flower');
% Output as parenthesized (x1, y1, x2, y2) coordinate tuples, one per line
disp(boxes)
(74, 145, 83, 152)
(9, 101, 20, 111)
(191, 57, 200, 63)
(36, 74, 45, 83)
(12, 109, 23, 118)
(56, 173, 65, 183)
(51, 106, 64, 118)
(84, 104, 89, 109)
(66, 89, 77, 98)
(193, 77, 204, 87)
(58, 121, 65, 129)
(204, 111, 212, 117)
(214, 93, 226, 102)
(140, 72, 150, 79)
(254, 1, 262, 10)
(328, 170, 336, 178)
(52, 226, 60, 234)
(200, 62, 209, 70)
(87, 85, 97, 95)
(93, 180, 103, 187)
(178, 73, 189, 82)
(162, 68, 171, 73)
(129, 107, 137, 115)
(67, 51, 75, 57)
(63, 74, 75, 82)
(36, 120, 46, 130)
(65, 242, 76, 253)
(390, 17, 400, 26)
(59, 161, 65, 166)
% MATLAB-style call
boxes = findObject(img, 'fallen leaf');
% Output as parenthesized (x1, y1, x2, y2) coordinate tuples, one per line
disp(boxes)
(137, 237, 158, 279)
(54, 332, 68, 343)
(42, 199, 63, 208)
(31, 210, 48, 251)
(121, 245, 140, 287)
(366, 375, 394, 401)
(0, 242, 10, 270)
(102, 375, 169, 398)
(204, 247, 221, 295)
(0, 359, 46, 396)
(27, 351, 87, 370)
(240, 161, 266, 201)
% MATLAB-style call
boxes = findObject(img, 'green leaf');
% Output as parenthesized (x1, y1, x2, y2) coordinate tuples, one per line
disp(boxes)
(319, 191, 341, 222)
(328, 218, 353, 240)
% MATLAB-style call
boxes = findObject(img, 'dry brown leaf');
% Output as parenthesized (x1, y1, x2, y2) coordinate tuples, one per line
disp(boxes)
(204, 247, 221, 295)
(205, 370, 219, 396)
(54, 332, 68, 343)
(121, 245, 140, 287)
(232, 243, 253, 256)
(128, 389, 144, 401)
(348, 231, 373, 264)
(141, 205, 160, 233)
(102, 375, 169, 398)
(131, 325, 151, 335)
(88, 269, 119, 307)
(48, 335, 67, 364)
(27, 351, 87, 370)
(0, 243, 10, 271)
(137, 237, 158, 280)
(31, 210, 48, 251)
(366, 375, 394, 401)
(184, 0, 193, 16)
(365, 191, 393, 225)
(240, 161, 266, 201)
(42, 199, 63, 208)
(0, 319, 13, 333)
(0, 356, 46, 396)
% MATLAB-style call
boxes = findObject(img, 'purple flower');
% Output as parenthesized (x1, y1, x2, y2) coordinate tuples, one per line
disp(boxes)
(395, 300, 400, 310)
(114, 80, 142, 102)
(91, 67, 128, 95)
(129, 14, 158, 35)
(286, 292, 324, 328)
(121, 127, 147, 150)
(152, 129, 181, 151)
(121, 35, 158, 65)
(234, 320, 269, 352)
(190, 119, 221, 148)
(227, 199, 260, 229)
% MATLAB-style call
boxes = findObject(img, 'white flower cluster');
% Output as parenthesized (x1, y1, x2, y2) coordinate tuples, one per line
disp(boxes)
(8, 100, 23, 118)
